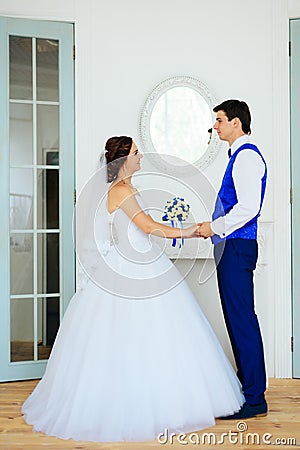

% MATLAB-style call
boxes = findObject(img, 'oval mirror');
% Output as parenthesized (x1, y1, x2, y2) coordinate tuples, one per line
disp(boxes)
(139, 76, 220, 173)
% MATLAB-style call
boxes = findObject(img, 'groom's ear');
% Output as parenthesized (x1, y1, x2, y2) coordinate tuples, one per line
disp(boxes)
(232, 117, 242, 129)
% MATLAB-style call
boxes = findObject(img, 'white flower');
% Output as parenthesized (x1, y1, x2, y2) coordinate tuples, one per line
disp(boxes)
(162, 197, 190, 222)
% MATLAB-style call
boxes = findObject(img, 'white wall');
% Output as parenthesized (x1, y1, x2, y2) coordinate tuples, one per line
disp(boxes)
(0, 0, 293, 376)
(289, 0, 300, 18)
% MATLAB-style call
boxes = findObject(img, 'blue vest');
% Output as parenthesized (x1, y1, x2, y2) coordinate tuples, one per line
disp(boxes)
(212, 143, 267, 245)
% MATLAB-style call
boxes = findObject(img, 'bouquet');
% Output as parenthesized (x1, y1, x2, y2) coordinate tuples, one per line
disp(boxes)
(162, 197, 190, 247)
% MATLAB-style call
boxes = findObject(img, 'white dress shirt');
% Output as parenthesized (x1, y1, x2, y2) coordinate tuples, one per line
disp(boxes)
(211, 135, 265, 238)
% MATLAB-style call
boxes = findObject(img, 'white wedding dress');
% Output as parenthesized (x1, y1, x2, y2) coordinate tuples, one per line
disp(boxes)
(22, 195, 244, 442)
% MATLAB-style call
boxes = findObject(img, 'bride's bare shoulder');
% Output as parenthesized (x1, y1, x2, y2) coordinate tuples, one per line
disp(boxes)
(107, 183, 136, 212)
(109, 182, 132, 198)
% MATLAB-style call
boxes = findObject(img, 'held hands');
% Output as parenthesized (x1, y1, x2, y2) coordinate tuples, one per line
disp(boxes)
(182, 222, 214, 239)
(182, 224, 202, 239)
(197, 222, 214, 239)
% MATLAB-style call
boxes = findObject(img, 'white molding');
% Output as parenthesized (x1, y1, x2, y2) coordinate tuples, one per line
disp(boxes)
(288, 0, 300, 18)
(272, 0, 292, 377)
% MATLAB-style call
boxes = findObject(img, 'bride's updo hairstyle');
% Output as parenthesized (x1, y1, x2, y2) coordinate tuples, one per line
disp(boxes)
(105, 136, 133, 183)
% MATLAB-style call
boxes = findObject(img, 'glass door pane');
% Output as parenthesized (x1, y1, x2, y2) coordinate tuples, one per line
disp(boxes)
(10, 233, 33, 295)
(37, 297, 60, 360)
(37, 233, 60, 294)
(9, 103, 33, 165)
(37, 104, 59, 165)
(9, 36, 32, 100)
(10, 167, 33, 229)
(37, 167, 59, 229)
(36, 38, 59, 102)
(10, 298, 34, 362)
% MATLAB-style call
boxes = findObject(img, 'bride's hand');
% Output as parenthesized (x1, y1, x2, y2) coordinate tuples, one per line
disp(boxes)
(182, 224, 201, 238)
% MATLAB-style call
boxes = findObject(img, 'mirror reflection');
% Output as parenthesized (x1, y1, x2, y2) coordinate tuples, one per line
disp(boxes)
(150, 87, 212, 164)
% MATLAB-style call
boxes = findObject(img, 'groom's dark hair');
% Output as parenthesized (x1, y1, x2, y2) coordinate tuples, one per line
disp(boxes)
(213, 99, 251, 135)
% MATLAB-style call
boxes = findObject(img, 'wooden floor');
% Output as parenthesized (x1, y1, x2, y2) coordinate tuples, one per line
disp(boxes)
(0, 378, 299, 449)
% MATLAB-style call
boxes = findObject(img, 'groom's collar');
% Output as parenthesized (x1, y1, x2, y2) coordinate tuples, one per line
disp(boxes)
(229, 135, 251, 157)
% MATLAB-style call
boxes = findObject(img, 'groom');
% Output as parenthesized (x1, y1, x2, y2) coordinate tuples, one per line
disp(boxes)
(199, 100, 268, 419)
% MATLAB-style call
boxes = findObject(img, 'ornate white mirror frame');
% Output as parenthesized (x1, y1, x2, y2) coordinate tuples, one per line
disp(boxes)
(139, 76, 220, 174)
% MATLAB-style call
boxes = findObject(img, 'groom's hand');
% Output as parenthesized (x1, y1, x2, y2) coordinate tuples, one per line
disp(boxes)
(198, 222, 214, 238)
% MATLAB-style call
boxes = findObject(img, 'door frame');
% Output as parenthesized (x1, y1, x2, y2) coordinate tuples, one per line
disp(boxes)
(0, 17, 75, 381)
(290, 18, 300, 378)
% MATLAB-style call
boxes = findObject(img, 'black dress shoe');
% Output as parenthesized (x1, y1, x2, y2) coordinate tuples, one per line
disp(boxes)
(218, 400, 268, 420)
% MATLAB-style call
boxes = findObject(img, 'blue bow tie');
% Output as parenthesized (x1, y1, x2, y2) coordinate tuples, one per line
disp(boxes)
(228, 148, 232, 158)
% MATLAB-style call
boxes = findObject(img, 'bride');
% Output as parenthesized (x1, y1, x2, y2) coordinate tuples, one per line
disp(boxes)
(22, 136, 243, 443)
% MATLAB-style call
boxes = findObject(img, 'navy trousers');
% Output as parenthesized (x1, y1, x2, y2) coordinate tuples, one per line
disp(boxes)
(214, 238, 266, 405)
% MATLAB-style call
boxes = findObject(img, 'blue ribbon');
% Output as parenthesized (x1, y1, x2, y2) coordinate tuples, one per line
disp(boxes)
(171, 220, 176, 247)
(171, 220, 185, 248)
(180, 220, 184, 248)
